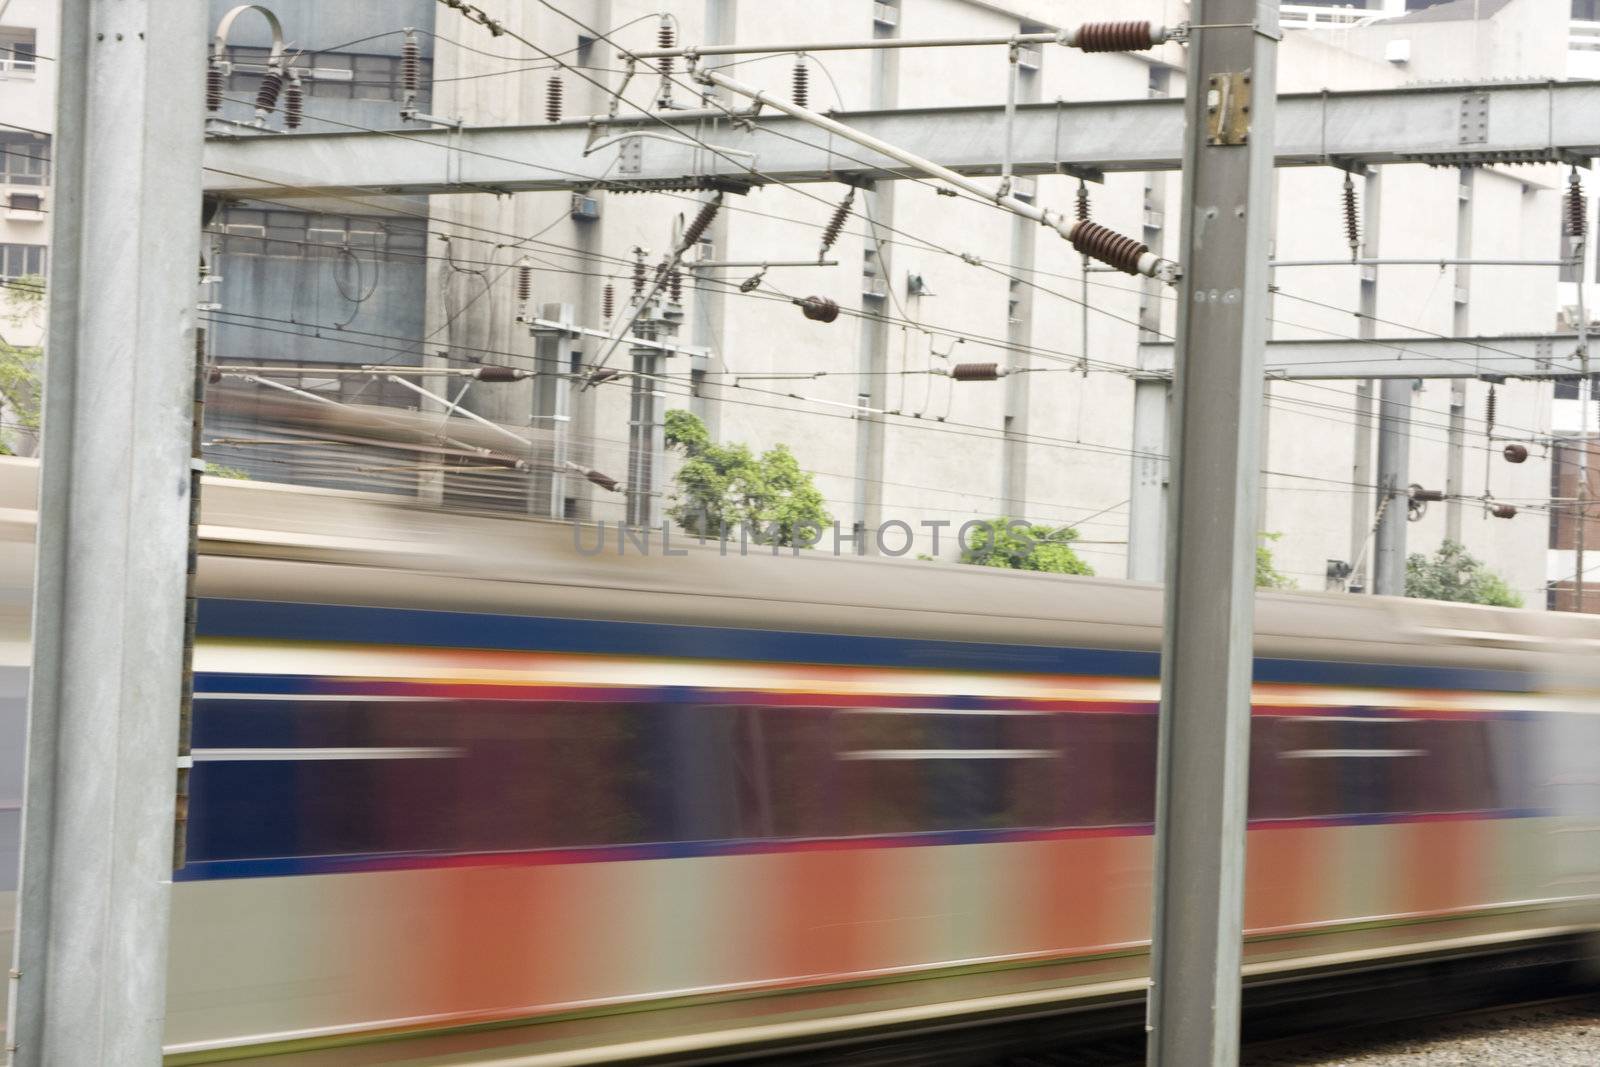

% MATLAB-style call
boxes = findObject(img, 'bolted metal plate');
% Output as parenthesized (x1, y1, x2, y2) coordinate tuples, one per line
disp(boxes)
(1205, 72, 1252, 146)
(1458, 93, 1489, 144)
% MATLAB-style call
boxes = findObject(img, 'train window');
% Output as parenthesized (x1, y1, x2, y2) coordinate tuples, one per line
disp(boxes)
(747, 706, 1155, 839)
(1248, 712, 1506, 821)
(186, 698, 667, 864)
(183, 696, 1526, 873)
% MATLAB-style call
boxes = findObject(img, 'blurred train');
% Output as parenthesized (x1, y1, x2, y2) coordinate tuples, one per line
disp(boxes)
(0, 455, 1596, 1064)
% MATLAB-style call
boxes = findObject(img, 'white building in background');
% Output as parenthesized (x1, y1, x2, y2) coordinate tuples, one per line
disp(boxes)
(0, 0, 53, 348)
(410, 0, 1570, 604)
(1, 0, 1591, 607)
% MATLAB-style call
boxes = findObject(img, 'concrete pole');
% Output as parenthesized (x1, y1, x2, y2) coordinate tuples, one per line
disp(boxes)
(1147, 4, 1278, 1066)
(8, 2, 205, 1063)
(1374, 378, 1413, 595)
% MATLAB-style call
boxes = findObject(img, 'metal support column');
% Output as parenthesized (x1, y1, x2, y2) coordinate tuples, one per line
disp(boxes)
(1374, 378, 1413, 595)
(1446, 167, 1474, 541)
(531, 304, 575, 519)
(626, 313, 672, 528)
(1350, 169, 1382, 592)
(1147, 5, 1278, 1066)
(1125, 70, 1174, 583)
(8, 1, 206, 1063)
(1127, 370, 1169, 582)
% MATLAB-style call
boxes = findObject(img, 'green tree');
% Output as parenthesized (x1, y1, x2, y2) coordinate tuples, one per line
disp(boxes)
(1405, 539, 1523, 608)
(959, 517, 1094, 575)
(1256, 531, 1296, 590)
(663, 409, 831, 546)
(0, 274, 44, 456)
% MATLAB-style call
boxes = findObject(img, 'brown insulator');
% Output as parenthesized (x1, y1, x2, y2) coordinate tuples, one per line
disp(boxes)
(586, 467, 620, 491)
(1503, 443, 1529, 464)
(657, 21, 675, 76)
(481, 450, 526, 469)
(1342, 173, 1360, 259)
(951, 362, 1000, 382)
(668, 268, 683, 304)
(819, 187, 854, 258)
(475, 365, 524, 382)
(798, 296, 839, 323)
(681, 200, 720, 249)
(792, 57, 809, 109)
(632, 253, 647, 297)
(1410, 487, 1446, 503)
(589, 367, 622, 384)
(1075, 180, 1090, 223)
(1567, 169, 1587, 239)
(1073, 21, 1156, 53)
(545, 76, 564, 123)
(1490, 503, 1518, 519)
(1070, 220, 1150, 276)
(206, 62, 224, 113)
(515, 262, 533, 303)
(602, 282, 616, 320)
(254, 66, 283, 115)
(283, 75, 304, 130)
(1485, 385, 1498, 435)
(401, 34, 422, 94)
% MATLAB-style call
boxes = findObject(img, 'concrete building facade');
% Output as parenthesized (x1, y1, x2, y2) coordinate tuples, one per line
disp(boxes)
(2, 0, 1594, 610)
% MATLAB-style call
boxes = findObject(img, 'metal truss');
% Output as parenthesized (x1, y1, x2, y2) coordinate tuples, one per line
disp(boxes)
(202, 79, 1600, 200)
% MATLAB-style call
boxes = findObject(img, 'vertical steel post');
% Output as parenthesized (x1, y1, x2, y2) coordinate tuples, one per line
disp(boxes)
(1370, 170, 1414, 597)
(1148, 5, 1278, 1066)
(1349, 169, 1382, 592)
(7, 1, 205, 1063)
(1127, 371, 1169, 582)
(1374, 379, 1413, 595)
(1446, 167, 1474, 542)
(1575, 198, 1590, 613)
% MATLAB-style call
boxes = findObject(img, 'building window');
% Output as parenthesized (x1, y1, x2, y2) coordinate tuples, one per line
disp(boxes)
(7, 193, 42, 212)
(0, 28, 36, 75)
(0, 133, 48, 186)
(1576, 1, 1600, 21)
(223, 46, 432, 106)
(0, 243, 46, 281)
(219, 206, 427, 261)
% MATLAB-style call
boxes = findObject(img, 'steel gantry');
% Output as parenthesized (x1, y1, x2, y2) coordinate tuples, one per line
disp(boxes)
(201, 79, 1600, 199)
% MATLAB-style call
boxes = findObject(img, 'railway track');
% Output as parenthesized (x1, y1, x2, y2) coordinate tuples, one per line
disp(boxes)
(1238, 993, 1600, 1066)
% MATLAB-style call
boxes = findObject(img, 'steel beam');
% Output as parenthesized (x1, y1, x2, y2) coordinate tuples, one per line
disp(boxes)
(1136, 333, 1583, 380)
(201, 80, 1600, 200)
(1147, 3, 1278, 1064)
(8, 1, 206, 1063)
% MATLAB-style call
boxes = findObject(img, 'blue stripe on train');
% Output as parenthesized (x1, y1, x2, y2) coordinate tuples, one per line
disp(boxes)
(196, 598, 1532, 693)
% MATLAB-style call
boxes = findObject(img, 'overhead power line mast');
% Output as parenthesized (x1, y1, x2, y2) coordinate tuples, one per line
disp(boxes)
(693, 55, 1179, 283)
(8, 1, 208, 1064)
(200, 81, 1600, 199)
(1147, 3, 1279, 1066)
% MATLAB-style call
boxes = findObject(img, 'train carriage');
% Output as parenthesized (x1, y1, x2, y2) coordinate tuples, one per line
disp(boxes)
(0, 458, 1595, 1063)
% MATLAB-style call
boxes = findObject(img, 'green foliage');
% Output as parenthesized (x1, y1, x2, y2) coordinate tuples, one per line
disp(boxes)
(958, 517, 1094, 575)
(0, 275, 44, 456)
(1256, 532, 1296, 590)
(203, 462, 251, 480)
(663, 409, 831, 546)
(1405, 539, 1523, 608)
